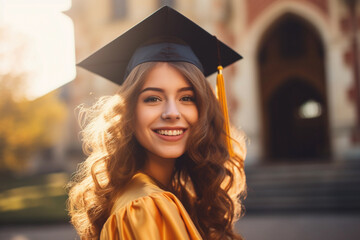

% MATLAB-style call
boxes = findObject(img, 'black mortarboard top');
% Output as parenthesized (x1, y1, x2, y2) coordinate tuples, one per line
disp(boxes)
(77, 6, 242, 85)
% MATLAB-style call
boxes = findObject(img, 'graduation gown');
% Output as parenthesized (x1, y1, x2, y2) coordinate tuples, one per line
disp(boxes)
(100, 173, 202, 240)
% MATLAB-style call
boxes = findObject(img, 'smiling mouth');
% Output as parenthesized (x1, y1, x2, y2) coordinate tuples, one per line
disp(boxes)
(154, 129, 185, 136)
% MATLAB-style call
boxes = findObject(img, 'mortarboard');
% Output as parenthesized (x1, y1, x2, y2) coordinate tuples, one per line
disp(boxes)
(77, 6, 242, 84)
(77, 6, 243, 157)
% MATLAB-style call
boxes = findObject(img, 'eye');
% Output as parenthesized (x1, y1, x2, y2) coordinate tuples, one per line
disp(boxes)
(180, 95, 195, 102)
(144, 96, 162, 103)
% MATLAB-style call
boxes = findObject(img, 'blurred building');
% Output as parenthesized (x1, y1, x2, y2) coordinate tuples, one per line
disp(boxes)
(57, 0, 360, 211)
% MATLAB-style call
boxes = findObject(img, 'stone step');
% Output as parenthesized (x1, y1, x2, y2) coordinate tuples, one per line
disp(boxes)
(243, 160, 360, 212)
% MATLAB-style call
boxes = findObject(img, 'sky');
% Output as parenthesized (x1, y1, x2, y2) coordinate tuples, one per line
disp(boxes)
(0, 0, 75, 100)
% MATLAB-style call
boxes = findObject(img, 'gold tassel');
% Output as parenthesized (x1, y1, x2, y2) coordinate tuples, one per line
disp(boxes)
(216, 65, 234, 157)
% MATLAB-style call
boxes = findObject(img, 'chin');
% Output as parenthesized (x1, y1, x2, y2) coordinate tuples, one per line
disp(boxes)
(153, 147, 186, 160)
(157, 152, 184, 159)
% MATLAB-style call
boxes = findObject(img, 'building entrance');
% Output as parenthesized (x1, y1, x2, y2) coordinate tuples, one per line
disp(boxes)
(257, 14, 330, 161)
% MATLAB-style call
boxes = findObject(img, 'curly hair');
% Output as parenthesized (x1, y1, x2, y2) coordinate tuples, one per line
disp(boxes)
(67, 62, 246, 240)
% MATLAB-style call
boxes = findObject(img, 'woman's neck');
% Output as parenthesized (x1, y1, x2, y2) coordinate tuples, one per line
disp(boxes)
(142, 152, 175, 188)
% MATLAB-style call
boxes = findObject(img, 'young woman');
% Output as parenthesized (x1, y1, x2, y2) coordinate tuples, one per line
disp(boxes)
(67, 6, 246, 240)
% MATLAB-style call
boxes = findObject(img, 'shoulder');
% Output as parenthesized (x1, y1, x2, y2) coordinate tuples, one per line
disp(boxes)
(100, 173, 202, 240)
(110, 172, 164, 214)
(109, 172, 188, 223)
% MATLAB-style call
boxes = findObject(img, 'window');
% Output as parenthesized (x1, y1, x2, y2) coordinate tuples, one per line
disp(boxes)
(298, 100, 322, 119)
(159, 0, 175, 8)
(112, 0, 127, 20)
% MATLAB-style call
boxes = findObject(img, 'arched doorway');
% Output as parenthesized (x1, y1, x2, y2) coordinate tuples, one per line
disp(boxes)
(257, 13, 330, 161)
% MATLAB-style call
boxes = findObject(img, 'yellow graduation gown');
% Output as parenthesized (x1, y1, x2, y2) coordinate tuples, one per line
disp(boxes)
(100, 173, 202, 240)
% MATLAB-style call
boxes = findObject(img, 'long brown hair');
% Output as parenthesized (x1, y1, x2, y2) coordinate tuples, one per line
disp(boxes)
(67, 62, 246, 239)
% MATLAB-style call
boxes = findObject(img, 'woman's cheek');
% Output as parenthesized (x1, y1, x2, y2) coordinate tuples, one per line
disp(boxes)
(185, 105, 199, 125)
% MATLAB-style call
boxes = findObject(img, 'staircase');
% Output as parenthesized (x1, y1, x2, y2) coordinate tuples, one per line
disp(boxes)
(243, 160, 360, 213)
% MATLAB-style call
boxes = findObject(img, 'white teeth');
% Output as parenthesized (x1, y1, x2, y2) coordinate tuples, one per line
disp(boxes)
(156, 129, 183, 136)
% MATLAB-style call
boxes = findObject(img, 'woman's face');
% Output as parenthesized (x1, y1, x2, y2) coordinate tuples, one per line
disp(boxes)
(134, 63, 198, 161)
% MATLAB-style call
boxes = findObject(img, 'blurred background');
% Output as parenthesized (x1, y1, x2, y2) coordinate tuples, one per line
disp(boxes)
(0, 0, 360, 239)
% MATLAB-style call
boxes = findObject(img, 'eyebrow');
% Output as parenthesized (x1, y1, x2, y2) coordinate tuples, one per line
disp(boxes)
(140, 86, 194, 94)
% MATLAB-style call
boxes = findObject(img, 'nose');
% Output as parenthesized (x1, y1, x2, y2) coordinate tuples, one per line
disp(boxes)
(161, 101, 181, 120)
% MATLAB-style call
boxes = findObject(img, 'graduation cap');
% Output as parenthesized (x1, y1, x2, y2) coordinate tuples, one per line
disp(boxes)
(77, 6, 242, 83)
(78, 6, 242, 157)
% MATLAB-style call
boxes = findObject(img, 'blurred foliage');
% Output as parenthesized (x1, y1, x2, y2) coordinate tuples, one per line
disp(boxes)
(0, 92, 67, 173)
(0, 27, 67, 173)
